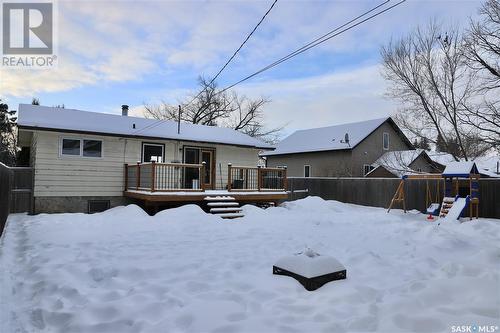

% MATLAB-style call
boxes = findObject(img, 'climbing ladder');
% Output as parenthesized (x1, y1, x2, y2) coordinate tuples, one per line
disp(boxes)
(204, 196, 244, 219)
(439, 197, 456, 218)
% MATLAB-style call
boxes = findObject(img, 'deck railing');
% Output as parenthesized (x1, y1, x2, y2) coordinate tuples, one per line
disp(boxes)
(125, 162, 205, 192)
(227, 164, 287, 192)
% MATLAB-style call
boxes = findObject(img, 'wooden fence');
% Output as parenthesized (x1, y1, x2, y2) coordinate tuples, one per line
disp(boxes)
(0, 163, 13, 236)
(0, 163, 33, 236)
(227, 165, 287, 191)
(288, 177, 500, 219)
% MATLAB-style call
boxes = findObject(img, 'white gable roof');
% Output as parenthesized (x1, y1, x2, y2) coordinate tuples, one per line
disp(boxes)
(370, 149, 423, 177)
(442, 161, 478, 176)
(17, 104, 273, 149)
(261, 117, 392, 156)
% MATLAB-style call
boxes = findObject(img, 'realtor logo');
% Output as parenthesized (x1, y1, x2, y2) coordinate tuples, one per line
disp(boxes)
(2, 1, 57, 68)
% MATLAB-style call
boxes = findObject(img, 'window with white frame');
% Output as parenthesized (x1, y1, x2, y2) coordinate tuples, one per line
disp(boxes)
(383, 132, 390, 150)
(304, 165, 311, 177)
(61, 138, 102, 157)
(142, 143, 164, 163)
(363, 164, 375, 176)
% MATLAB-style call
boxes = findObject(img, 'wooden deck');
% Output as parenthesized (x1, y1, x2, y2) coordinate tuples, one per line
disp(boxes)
(123, 162, 288, 205)
(124, 189, 288, 203)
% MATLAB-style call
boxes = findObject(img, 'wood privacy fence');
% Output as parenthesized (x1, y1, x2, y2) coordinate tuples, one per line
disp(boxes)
(288, 177, 500, 219)
(0, 163, 33, 236)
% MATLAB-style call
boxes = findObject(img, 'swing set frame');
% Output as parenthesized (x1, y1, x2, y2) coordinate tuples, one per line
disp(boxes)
(387, 174, 442, 213)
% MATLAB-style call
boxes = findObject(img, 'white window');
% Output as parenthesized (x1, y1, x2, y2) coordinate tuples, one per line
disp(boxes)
(61, 138, 102, 158)
(142, 143, 164, 163)
(363, 164, 374, 176)
(383, 132, 390, 150)
(304, 165, 311, 178)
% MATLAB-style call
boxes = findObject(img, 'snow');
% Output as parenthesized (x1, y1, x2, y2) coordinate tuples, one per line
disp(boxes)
(274, 249, 346, 278)
(261, 117, 390, 156)
(17, 104, 273, 149)
(441, 197, 468, 222)
(442, 161, 478, 177)
(2, 197, 499, 332)
(369, 149, 425, 177)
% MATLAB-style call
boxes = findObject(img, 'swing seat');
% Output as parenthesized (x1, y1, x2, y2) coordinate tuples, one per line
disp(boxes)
(426, 203, 440, 215)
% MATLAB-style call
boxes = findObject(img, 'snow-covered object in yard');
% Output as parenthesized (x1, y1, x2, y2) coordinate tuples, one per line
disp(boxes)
(441, 197, 468, 221)
(273, 248, 346, 291)
(442, 161, 479, 177)
(261, 117, 408, 156)
(17, 104, 273, 149)
(2, 197, 499, 332)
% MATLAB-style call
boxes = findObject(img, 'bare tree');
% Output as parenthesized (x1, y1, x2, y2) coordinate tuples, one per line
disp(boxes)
(461, 0, 500, 147)
(381, 22, 478, 160)
(144, 76, 284, 143)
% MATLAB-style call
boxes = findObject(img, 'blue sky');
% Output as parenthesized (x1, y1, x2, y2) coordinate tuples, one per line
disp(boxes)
(1, 0, 481, 136)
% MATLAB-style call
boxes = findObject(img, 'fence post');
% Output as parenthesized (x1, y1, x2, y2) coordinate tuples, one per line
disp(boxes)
(124, 163, 128, 191)
(201, 161, 206, 191)
(136, 162, 141, 190)
(151, 161, 156, 192)
(283, 166, 288, 191)
(257, 166, 262, 191)
(227, 163, 232, 191)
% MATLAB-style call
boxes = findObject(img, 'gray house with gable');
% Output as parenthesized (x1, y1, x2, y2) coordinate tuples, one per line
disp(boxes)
(262, 117, 416, 177)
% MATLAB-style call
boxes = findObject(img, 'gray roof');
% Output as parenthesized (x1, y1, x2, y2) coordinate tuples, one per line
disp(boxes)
(262, 117, 396, 156)
(17, 104, 273, 149)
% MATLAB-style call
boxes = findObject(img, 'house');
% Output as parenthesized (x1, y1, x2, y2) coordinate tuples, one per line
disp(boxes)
(16, 104, 287, 214)
(365, 149, 444, 178)
(262, 117, 414, 177)
(427, 151, 500, 178)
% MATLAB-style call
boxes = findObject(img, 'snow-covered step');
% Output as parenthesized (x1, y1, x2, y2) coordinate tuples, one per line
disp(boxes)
(210, 207, 243, 213)
(204, 196, 236, 201)
(217, 212, 245, 219)
(207, 202, 239, 207)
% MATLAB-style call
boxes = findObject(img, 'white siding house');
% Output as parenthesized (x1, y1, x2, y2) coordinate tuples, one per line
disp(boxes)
(17, 104, 275, 213)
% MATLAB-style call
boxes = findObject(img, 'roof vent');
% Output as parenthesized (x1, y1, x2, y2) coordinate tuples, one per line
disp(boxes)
(122, 104, 129, 116)
(340, 133, 350, 146)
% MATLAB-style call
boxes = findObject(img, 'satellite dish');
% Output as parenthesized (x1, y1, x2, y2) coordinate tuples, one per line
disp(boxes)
(340, 133, 350, 146)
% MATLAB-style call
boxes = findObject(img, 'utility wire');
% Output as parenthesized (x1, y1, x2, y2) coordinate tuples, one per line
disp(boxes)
(184, 0, 279, 108)
(133, 0, 406, 135)
(219, 0, 405, 94)
(133, 0, 278, 135)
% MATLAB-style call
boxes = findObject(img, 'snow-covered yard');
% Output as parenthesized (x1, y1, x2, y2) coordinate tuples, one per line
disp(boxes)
(1, 197, 499, 333)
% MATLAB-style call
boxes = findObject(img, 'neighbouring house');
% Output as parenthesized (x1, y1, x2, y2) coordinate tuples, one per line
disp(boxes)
(427, 151, 500, 178)
(262, 117, 414, 177)
(16, 104, 287, 214)
(365, 149, 444, 178)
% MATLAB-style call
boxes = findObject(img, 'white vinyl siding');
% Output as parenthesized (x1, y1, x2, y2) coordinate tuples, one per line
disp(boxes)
(31, 131, 262, 196)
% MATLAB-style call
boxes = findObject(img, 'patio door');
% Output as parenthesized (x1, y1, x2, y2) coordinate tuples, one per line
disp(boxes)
(201, 150, 214, 190)
(183, 147, 215, 190)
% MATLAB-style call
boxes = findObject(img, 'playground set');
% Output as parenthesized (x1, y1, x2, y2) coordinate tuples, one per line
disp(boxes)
(387, 162, 480, 221)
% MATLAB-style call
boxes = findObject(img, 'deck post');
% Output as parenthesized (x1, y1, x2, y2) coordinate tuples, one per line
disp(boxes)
(151, 161, 156, 192)
(201, 161, 206, 190)
(124, 163, 128, 191)
(227, 163, 232, 191)
(136, 162, 141, 190)
(283, 166, 288, 191)
(257, 166, 262, 191)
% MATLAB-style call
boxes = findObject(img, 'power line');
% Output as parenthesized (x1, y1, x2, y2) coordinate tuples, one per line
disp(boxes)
(184, 0, 279, 107)
(219, 0, 406, 94)
(134, 0, 278, 135)
(134, 0, 406, 135)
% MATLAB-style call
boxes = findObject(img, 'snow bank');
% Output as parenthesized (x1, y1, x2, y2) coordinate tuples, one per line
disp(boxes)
(1, 197, 499, 332)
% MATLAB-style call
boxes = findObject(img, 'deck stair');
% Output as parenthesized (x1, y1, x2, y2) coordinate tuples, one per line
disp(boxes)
(204, 196, 244, 219)
(439, 197, 456, 218)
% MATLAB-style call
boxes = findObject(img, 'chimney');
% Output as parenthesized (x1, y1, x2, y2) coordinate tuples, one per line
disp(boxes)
(121, 104, 129, 116)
